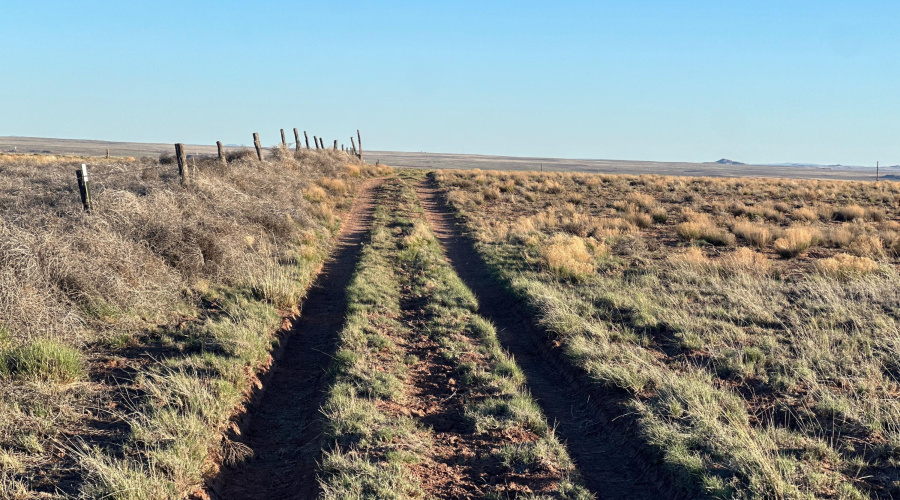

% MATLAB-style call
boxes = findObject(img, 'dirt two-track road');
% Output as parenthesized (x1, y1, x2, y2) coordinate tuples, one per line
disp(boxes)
(209, 176, 679, 500)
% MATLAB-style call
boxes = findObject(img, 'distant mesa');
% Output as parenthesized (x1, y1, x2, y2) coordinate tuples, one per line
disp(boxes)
(713, 158, 745, 165)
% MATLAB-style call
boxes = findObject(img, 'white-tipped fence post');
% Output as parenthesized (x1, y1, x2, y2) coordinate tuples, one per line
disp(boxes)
(76, 164, 93, 212)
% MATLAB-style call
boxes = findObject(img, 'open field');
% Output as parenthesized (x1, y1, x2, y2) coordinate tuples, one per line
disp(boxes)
(2, 143, 899, 499)
(1, 136, 892, 181)
(434, 169, 900, 498)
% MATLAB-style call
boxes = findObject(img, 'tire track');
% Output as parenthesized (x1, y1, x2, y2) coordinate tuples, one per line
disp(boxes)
(209, 178, 384, 500)
(415, 176, 684, 500)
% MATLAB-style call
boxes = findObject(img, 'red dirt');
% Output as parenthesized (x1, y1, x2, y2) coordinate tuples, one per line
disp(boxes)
(208, 179, 384, 500)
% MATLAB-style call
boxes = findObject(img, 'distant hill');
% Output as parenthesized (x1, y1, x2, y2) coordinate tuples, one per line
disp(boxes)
(713, 158, 745, 165)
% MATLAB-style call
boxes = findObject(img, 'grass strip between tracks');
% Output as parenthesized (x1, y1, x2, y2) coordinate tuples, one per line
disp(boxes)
(317, 177, 591, 499)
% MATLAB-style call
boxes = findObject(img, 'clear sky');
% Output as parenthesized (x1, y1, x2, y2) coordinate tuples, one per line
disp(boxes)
(2, 1, 898, 165)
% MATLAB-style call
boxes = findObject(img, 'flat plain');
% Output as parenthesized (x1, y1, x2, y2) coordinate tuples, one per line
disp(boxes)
(1, 141, 898, 499)
(1, 136, 891, 181)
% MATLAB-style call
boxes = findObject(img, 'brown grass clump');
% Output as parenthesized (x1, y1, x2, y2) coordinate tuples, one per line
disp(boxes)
(539, 234, 602, 279)
(542, 179, 564, 194)
(305, 185, 328, 202)
(823, 226, 854, 248)
(773, 227, 817, 257)
(833, 204, 866, 221)
(670, 246, 712, 271)
(319, 177, 348, 194)
(815, 253, 878, 279)
(731, 220, 772, 248)
(676, 220, 734, 246)
(626, 212, 653, 229)
(627, 192, 656, 209)
(483, 186, 502, 201)
(792, 207, 818, 222)
(676, 222, 704, 241)
(720, 247, 771, 275)
(848, 234, 884, 258)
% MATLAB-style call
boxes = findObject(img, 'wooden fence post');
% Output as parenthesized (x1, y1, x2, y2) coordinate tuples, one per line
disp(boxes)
(333, 139, 337, 151)
(106, 149, 110, 159)
(175, 143, 191, 185)
(217, 141, 225, 163)
(350, 136, 356, 156)
(356, 130, 363, 161)
(253, 133, 263, 160)
(76, 164, 93, 212)
(320, 137, 325, 149)
(293, 128, 301, 152)
(304, 131, 310, 149)
(280, 129, 287, 147)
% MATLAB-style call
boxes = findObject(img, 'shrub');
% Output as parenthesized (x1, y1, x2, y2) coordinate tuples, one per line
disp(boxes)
(670, 247, 711, 272)
(482, 186, 501, 201)
(731, 220, 771, 248)
(319, 178, 348, 195)
(792, 207, 818, 222)
(539, 235, 597, 279)
(651, 208, 668, 223)
(626, 212, 653, 229)
(305, 185, 328, 203)
(720, 247, 770, 275)
(676, 222, 704, 241)
(225, 148, 256, 162)
(824, 226, 853, 248)
(773, 227, 816, 257)
(848, 235, 884, 258)
(0, 339, 84, 383)
(627, 192, 656, 209)
(677, 221, 734, 246)
(833, 205, 866, 222)
(543, 180, 564, 194)
(815, 254, 878, 279)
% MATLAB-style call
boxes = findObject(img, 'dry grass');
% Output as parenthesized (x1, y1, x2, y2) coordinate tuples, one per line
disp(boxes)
(815, 253, 879, 279)
(731, 220, 772, 248)
(0, 148, 385, 496)
(540, 235, 602, 279)
(773, 226, 818, 257)
(435, 168, 900, 499)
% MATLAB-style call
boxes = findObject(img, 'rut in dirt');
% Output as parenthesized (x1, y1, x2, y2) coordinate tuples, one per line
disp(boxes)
(209, 179, 384, 500)
(414, 176, 684, 500)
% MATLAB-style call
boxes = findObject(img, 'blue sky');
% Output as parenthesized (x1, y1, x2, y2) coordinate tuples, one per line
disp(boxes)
(2, 1, 898, 165)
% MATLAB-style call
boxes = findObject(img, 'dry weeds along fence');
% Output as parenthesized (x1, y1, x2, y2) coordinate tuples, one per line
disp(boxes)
(436, 169, 900, 499)
(0, 144, 387, 498)
(72, 129, 367, 210)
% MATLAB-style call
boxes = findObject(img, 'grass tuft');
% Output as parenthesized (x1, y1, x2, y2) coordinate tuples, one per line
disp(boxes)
(0, 339, 83, 383)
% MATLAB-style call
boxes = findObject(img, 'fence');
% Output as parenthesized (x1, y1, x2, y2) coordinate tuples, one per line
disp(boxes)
(74, 129, 364, 212)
